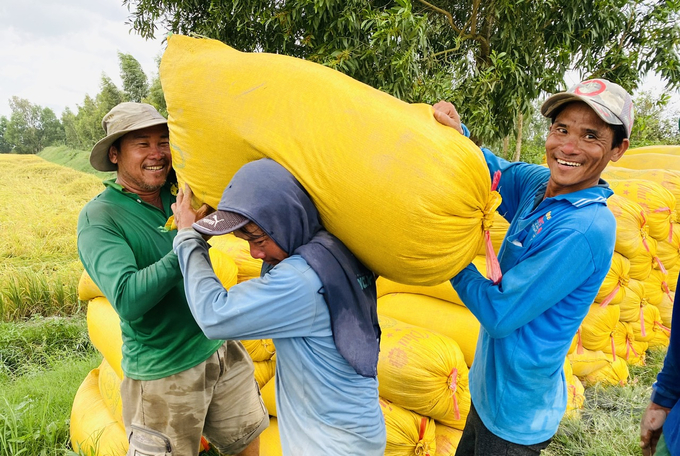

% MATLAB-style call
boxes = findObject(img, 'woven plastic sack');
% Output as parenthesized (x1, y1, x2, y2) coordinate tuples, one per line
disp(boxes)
(377, 279, 463, 306)
(258, 417, 283, 456)
(209, 233, 262, 283)
(253, 358, 276, 389)
(618, 280, 646, 322)
(580, 304, 621, 352)
(643, 269, 672, 306)
(564, 358, 586, 417)
(208, 247, 238, 289)
(624, 145, 680, 155)
(608, 153, 680, 172)
(98, 358, 123, 424)
(608, 179, 677, 242)
(594, 252, 629, 306)
(652, 292, 674, 328)
(657, 224, 680, 271)
(380, 398, 437, 456)
(241, 339, 276, 362)
(434, 422, 463, 456)
(607, 194, 655, 259)
(648, 326, 671, 349)
(87, 297, 124, 379)
(78, 269, 104, 302)
(70, 368, 128, 456)
(260, 375, 277, 417)
(377, 316, 470, 429)
(630, 303, 662, 343)
(603, 167, 680, 214)
(577, 351, 629, 386)
(669, 265, 679, 292)
(568, 348, 610, 377)
(475, 211, 509, 256)
(377, 293, 480, 367)
(606, 321, 647, 366)
(160, 34, 501, 285)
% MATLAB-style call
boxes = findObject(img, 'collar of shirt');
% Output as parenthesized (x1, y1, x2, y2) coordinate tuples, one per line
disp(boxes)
(532, 179, 613, 211)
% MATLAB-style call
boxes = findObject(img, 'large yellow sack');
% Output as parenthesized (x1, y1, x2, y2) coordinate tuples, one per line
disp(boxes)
(208, 246, 239, 289)
(618, 280, 646, 322)
(608, 179, 677, 242)
(608, 153, 680, 171)
(652, 292, 674, 328)
(475, 212, 509, 256)
(624, 145, 680, 155)
(377, 293, 480, 367)
(643, 269, 673, 306)
(259, 417, 283, 456)
(377, 316, 470, 429)
(657, 224, 680, 271)
(594, 252, 629, 306)
(568, 349, 629, 386)
(670, 264, 680, 292)
(70, 368, 128, 456)
(209, 233, 263, 283)
(380, 398, 437, 456)
(563, 358, 585, 417)
(607, 321, 647, 366)
(78, 269, 104, 302)
(607, 194, 655, 259)
(630, 303, 663, 343)
(87, 297, 124, 379)
(98, 358, 123, 424)
(160, 34, 501, 285)
(253, 358, 276, 389)
(580, 303, 621, 352)
(603, 167, 680, 214)
(434, 423, 463, 456)
(242, 339, 276, 362)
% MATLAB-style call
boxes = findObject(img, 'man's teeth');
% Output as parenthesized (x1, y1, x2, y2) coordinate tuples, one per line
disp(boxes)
(146, 165, 164, 170)
(557, 159, 581, 167)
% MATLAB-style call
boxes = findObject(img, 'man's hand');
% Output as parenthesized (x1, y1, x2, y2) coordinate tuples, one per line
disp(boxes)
(171, 184, 199, 230)
(640, 402, 670, 456)
(433, 101, 464, 135)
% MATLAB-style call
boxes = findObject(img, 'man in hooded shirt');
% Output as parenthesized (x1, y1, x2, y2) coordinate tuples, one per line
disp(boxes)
(171, 158, 386, 456)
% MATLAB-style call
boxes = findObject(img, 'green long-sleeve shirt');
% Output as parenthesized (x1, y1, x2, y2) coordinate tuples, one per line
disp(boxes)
(77, 180, 223, 380)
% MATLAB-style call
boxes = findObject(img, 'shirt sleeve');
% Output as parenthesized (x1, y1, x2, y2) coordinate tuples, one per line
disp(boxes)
(450, 228, 596, 338)
(77, 220, 182, 321)
(173, 228, 326, 341)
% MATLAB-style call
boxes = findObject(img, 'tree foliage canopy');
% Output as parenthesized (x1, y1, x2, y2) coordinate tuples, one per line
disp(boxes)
(124, 0, 680, 144)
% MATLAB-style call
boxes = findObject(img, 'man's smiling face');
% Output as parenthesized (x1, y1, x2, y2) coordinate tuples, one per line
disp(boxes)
(544, 101, 628, 198)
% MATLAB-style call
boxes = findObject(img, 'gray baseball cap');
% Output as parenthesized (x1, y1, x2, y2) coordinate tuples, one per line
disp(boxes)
(541, 79, 634, 138)
(90, 102, 168, 172)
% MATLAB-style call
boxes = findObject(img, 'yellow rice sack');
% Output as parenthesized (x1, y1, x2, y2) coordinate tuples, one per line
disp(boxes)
(594, 252, 629, 306)
(630, 303, 663, 343)
(376, 279, 463, 306)
(241, 339, 276, 362)
(87, 297, 124, 379)
(475, 211, 509, 256)
(624, 145, 680, 155)
(377, 316, 470, 429)
(380, 398, 437, 456)
(209, 233, 262, 283)
(208, 246, 239, 289)
(259, 417, 283, 456)
(618, 280, 646, 322)
(434, 422, 463, 456)
(608, 179, 677, 242)
(607, 194, 655, 259)
(377, 293, 480, 367)
(608, 153, 680, 172)
(253, 358, 276, 389)
(648, 326, 671, 349)
(70, 368, 128, 456)
(670, 264, 680, 292)
(578, 351, 629, 386)
(643, 269, 672, 306)
(607, 321, 647, 366)
(160, 34, 501, 285)
(657, 224, 680, 271)
(580, 304, 621, 352)
(603, 167, 680, 214)
(563, 358, 586, 417)
(652, 292, 674, 328)
(98, 358, 123, 425)
(78, 269, 104, 302)
(260, 376, 277, 417)
(568, 348, 610, 377)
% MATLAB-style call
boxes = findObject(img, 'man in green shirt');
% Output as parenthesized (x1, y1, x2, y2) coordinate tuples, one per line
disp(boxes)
(77, 102, 267, 455)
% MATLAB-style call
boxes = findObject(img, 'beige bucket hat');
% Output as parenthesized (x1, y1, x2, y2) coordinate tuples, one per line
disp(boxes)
(90, 102, 168, 172)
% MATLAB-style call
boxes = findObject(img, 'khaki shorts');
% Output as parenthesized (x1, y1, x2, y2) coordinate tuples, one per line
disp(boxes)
(121, 340, 269, 456)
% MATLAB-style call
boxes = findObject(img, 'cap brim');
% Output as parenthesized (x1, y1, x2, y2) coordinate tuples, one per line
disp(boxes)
(192, 210, 250, 236)
(89, 118, 168, 172)
(541, 93, 624, 127)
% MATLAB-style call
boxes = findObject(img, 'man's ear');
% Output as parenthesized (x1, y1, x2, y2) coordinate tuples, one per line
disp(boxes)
(108, 145, 119, 165)
(609, 138, 630, 163)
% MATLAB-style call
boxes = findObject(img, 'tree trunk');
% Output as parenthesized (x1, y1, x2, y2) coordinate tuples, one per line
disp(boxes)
(502, 136, 510, 158)
(512, 113, 523, 162)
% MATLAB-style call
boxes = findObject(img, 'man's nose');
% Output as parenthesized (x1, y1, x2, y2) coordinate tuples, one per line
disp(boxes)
(249, 245, 265, 260)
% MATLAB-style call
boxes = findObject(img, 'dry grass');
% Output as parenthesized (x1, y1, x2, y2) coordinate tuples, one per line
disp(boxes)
(0, 155, 103, 320)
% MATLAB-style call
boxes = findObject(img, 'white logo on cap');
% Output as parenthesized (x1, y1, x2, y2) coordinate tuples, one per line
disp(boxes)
(203, 217, 224, 226)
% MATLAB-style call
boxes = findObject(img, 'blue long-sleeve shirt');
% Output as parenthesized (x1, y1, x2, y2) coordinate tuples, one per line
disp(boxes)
(651, 275, 680, 453)
(451, 148, 616, 444)
(173, 228, 385, 456)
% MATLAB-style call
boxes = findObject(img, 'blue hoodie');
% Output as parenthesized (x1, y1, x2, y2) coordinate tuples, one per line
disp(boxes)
(451, 147, 616, 444)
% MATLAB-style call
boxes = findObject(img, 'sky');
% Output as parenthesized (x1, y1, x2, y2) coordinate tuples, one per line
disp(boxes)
(0, 0, 678, 124)
(0, 0, 166, 119)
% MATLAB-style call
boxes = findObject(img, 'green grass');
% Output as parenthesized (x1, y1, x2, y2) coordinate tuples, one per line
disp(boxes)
(544, 347, 667, 456)
(0, 315, 100, 456)
(38, 147, 115, 180)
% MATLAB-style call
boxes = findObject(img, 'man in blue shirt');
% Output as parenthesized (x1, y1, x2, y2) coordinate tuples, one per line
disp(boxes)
(171, 158, 385, 456)
(640, 274, 680, 456)
(433, 79, 634, 455)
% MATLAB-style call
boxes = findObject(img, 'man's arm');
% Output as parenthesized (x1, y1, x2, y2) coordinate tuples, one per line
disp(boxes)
(451, 229, 596, 338)
(78, 219, 182, 321)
